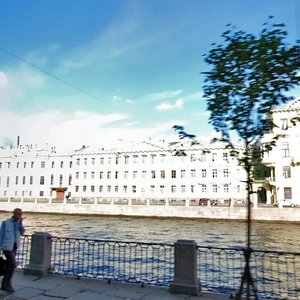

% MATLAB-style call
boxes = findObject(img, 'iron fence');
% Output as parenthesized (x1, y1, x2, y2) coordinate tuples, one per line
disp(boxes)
(50, 237, 174, 286)
(16, 235, 300, 299)
(197, 246, 300, 300)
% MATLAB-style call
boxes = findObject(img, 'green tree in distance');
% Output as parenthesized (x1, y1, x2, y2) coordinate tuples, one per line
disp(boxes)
(202, 16, 300, 299)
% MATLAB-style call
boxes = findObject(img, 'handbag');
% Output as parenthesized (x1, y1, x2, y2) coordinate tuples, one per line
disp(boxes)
(0, 255, 7, 276)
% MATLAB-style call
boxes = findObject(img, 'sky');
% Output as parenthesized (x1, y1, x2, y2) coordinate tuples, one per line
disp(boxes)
(0, 0, 299, 151)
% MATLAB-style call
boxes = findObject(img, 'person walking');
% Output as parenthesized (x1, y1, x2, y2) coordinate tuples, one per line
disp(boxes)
(0, 208, 25, 293)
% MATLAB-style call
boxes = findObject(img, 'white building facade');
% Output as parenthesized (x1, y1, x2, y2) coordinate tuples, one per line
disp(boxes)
(261, 97, 300, 207)
(0, 140, 248, 206)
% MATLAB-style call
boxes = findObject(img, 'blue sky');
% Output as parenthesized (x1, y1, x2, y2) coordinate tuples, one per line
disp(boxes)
(0, 0, 299, 151)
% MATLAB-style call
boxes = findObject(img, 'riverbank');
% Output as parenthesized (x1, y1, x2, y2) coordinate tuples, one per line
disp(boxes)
(0, 199, 300, 222)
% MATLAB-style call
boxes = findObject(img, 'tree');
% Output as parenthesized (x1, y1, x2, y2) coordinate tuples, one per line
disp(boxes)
(202, 17, 300, 299)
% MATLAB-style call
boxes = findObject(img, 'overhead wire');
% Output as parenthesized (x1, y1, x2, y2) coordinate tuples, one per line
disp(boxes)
(0, 46, 123, 113)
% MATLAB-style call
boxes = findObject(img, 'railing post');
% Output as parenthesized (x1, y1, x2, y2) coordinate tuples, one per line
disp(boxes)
(24, 232, 52, 276)
(169, 239, 199, 296)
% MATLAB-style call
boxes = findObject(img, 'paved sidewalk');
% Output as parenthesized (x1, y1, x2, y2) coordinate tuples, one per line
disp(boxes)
(0, 271, 230, 300)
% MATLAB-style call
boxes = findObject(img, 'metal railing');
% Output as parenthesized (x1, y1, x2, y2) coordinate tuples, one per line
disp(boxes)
(50, 237, 174, 286)
(197, 246, 300, 299)
(17, 235, 300, 299)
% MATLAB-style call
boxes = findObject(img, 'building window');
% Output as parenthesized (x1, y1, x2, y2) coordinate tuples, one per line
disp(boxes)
(107, 185, 111, 192)
(224, 184, 229, 193)
(91, 185, 95, 192)
(83, 172, 87, 179)
(60, 161, 63, 168)
(281, 118, 288, 130)
(201, 153, 206, 162)
(133, 171, 137, 178)
(283, 166, 291, 178)
(76, 158, 80, 165)
(115, 171, 119, 179)
(284, 187, 292, 199)
(151, 171, 156, 178)
(83, 185, 87, 192)
(100, 157, 104, 165)
(133, 155, 138, 164)
(23, 162, 26, 168)
(201, 169, 207, 178)
(160, 185, 164, 193)
(181, 170, 186, 178)
(51, 162, 55, 168)
(160, 154, 166, 162)
(171, 170, 176, 178)
(108, 157, 112, 164)
(191, 185, 195, 193)
(69, 161, 73, 168)
(41, 161, 45, 168)
(100, 172, 103, 179)
(115, 186, 118, 192)
(99, 186, 103, 193)
(151, 155, 156, 163)
(171, 185, 176, 193)
(223, 169, 229, 177)
(212, 153, 217, 162)
(59, 175, 63, 185)
(190, 154, 195, 162)
(84, 158, 88, 165)
(181, 185, 186, 193)
(75, 186, 79, 192)
(22, 176, 25, 185)
(91, 172, 95, 179)
(107, 171, 111, 179)
(115, 156, 119, 165)
(30, 176, 33, 185)
(142, 171, 146, 178)
(281, 142, 290, 157)
(50, 175, 54, 185)
(91, 158, 95, 165)
(16, 162, 19, 168)
(161, 170, 165, 178)
(76, 172, 79, 179)
(191, 169, 196, 177)
(132, 185, 136, 193)
(212, 169, 218, 178)
(68, 175, 72, 185)
(223, 153, 229, 162)
(39, 191, 44, 197)
(40, 176, 45, 185)
(150, 185, 155, 193)
(123, 185, 128, 193)
(124, 171, 129, 179)
(213, 184, 218, 193)
(124, 156, 129, 164)
(201, 184, 207, 193)
(15, 176, 19, 185)
(141, 155, 147, 163)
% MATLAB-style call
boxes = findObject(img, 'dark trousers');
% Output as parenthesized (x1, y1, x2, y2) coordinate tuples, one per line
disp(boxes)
(2, 249, 17, 288)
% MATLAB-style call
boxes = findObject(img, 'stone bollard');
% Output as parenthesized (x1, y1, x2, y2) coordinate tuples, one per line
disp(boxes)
(24, 232, 52, 276)
(169, 239, 199, 296)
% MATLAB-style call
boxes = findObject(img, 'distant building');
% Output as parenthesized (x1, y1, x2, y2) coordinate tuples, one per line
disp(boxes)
(0, 139, 248, 206)
(261, 97, 300, 207)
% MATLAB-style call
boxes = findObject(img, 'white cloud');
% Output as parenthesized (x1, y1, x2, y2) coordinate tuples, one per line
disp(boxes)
(147, 90, 183, 101)
(155, 99, 184, 111)
(0, 109, 176, 152)
(0, 71, 8, 89)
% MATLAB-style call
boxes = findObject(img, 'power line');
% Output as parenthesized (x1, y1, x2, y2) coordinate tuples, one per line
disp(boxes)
(0, 47, 122, 112)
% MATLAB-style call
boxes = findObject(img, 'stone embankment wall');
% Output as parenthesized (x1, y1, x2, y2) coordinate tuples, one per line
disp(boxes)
(0, 198, 299, 222)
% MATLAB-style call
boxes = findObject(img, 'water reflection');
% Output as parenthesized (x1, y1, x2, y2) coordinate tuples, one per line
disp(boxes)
(1, 212, 299, 252)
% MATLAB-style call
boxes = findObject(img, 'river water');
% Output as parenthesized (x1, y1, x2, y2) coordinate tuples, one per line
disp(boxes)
(1, 212, 299, 253)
